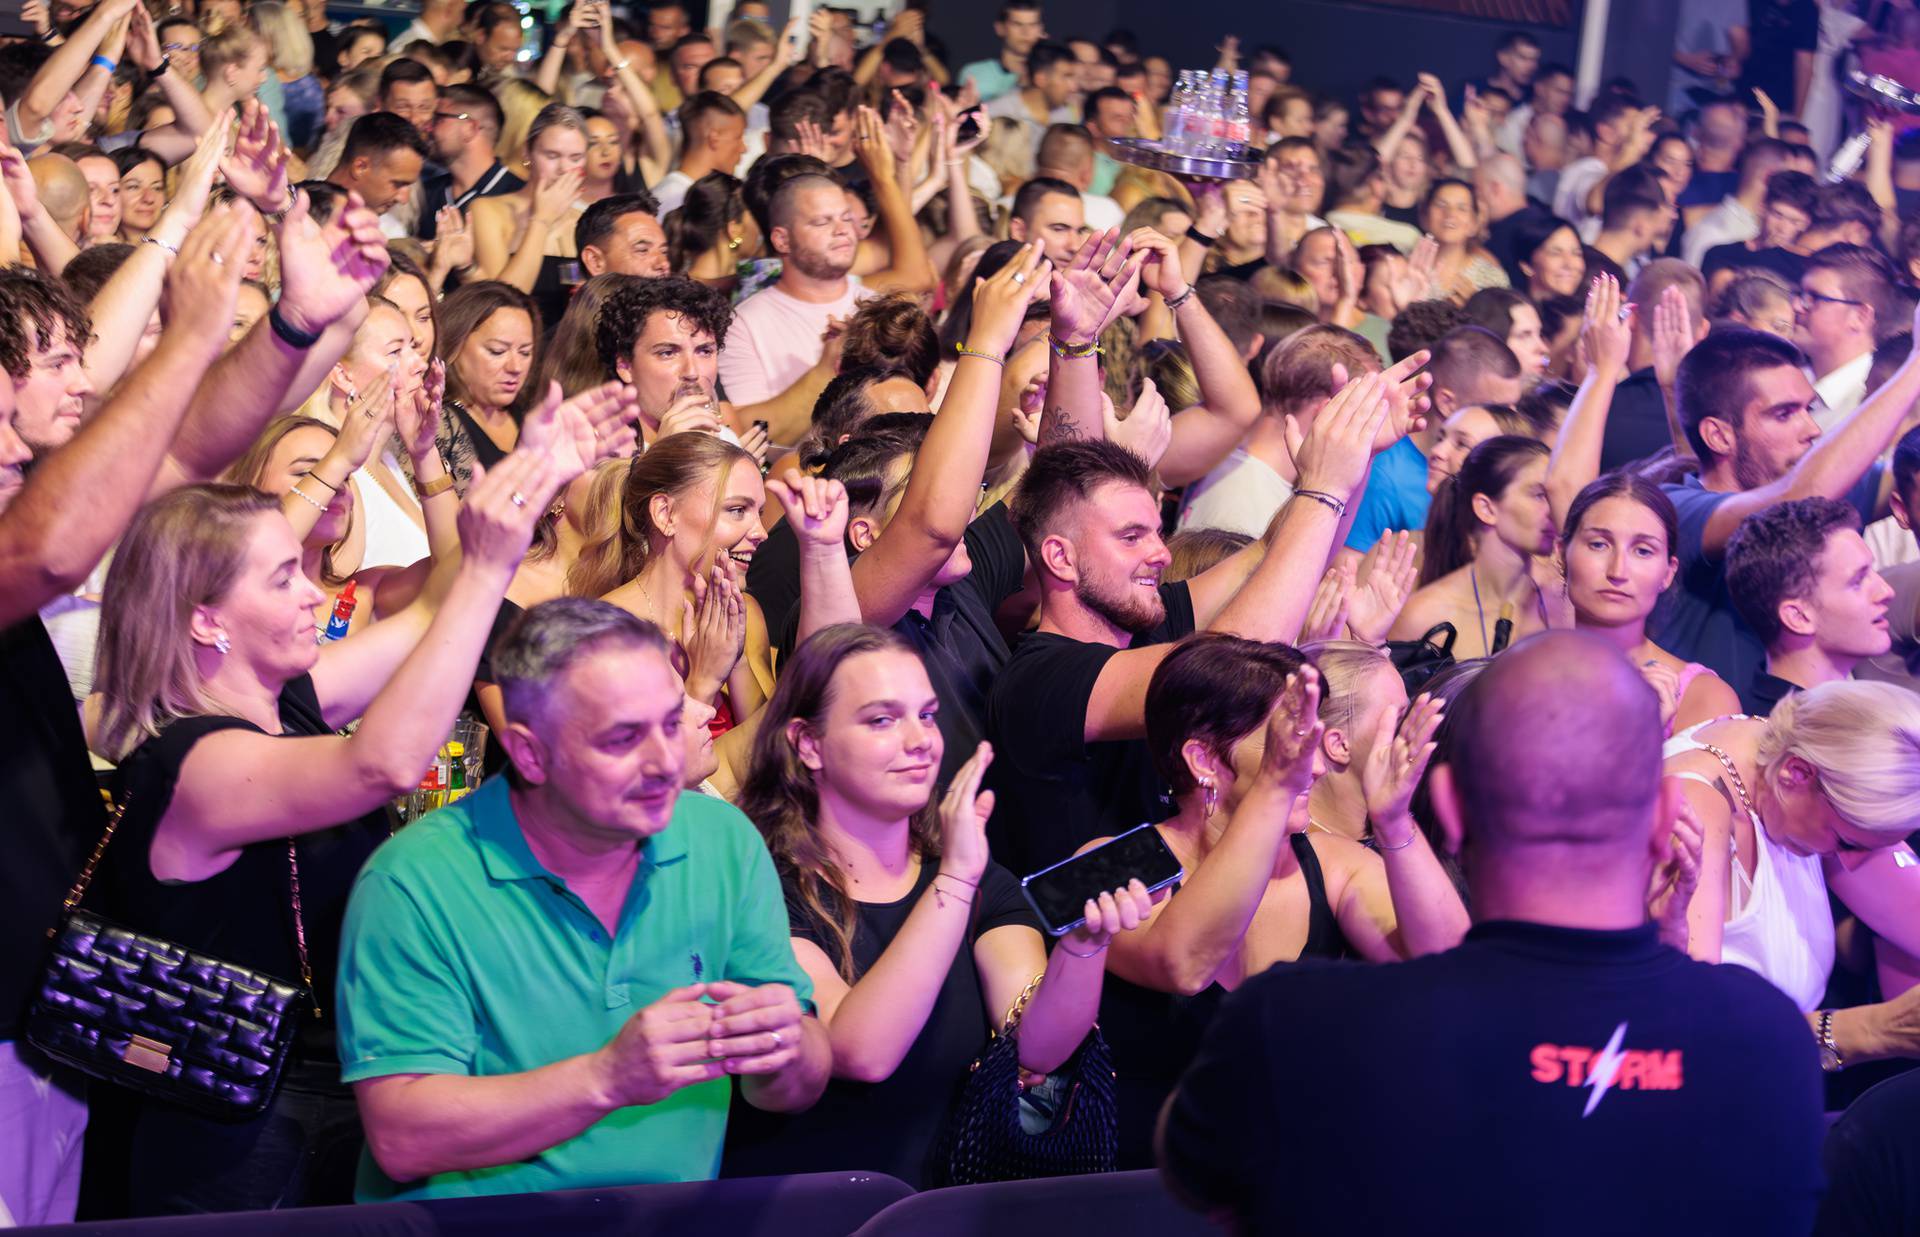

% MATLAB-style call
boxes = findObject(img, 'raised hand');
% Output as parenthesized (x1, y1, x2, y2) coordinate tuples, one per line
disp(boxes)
(794, 116, 832, 162)
(1102, 378, 1171, 468)
(518, 380, 611, 480)
(1373, 349, 1433, 453)
(277, 188, 391, 337)
(1292, 371, 1391, 498)
(656, 384, 725, 439)
(682, 561, 747, 701)
(739, 420, 770, 469)
(1257, 666, 1324, 798)
(221, 100, 293, 215)
(432, 206, 474, 274)
(1362, 692, 1444, 846)
(152, 110, 231, 239)
(532, 168, 585, 225)
(1189, 181, 1227, 239)
(397, 357, 446, 467)
(1009, 372, 1045, 446)
(456, 445, 572, 576)
(125, 1, 163, 69)
(966, 240, 1049, 358)
(883, 89, 919, 166)
(1301, 566, 1353, 644)
(159, 201, 252, 346)
(852, 105, 893, 182)
(764, 474, 849, 549)
(1650, 282, 1693, 392)
(1581, 273, 1633, 379)
(1048, 228, 1144, 346)
(1347, 530, 1418, 643)
(937, 742, 995, 885)
(1332, 227, 1364, 308)
(1399, 234, 1439, 305)
(1127, 226, 1187, 301)
(1648, 782, 1704, 951)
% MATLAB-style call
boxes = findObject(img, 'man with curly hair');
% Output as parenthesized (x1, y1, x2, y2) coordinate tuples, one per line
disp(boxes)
(594, 274, 735, 446)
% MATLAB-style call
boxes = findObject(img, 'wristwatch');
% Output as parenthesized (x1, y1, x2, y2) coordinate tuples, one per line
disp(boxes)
(1817, 1009, 1843, 1073)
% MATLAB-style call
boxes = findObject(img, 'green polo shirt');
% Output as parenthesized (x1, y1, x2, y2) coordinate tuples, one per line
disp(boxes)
(336, 778, 812, 1202)
(960, 57, 1020, 102)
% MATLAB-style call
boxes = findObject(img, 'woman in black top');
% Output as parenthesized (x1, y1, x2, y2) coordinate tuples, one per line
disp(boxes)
(723, 625, 1151, 1187)
(1093, 634, 1469, 1165)
(434, 282, 544, 494)
(86, 415, 590, 1213)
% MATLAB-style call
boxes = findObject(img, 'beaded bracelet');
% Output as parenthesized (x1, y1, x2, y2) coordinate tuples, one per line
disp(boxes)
(1294, 488, 1347, 517)
(1163, 284, 1196, 312)
(287, 483, 328, 511)
(1048, 334, 1099, 359)
(954, 342, 1004, 366)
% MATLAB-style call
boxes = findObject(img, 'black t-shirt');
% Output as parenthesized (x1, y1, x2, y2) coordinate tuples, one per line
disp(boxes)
(983, 582, 1197, 877)
(1744, 0, 1820, 106)
(774, 504, 1029, 787)
(1162, 920, 1826, 1236)
(0, 617, 106, 1037)
(1817, 1068, 1920, 1237)
(1704, 241, 1809, 285)
(1103, 831, 1348, 1169)
(1381, 202, 1421, 227)
(745, 515, 803, 642)
(722, 859, 1040, 1187)
(1596, 367, 1672, 474)
(98, 676, 391, 1063)
(416, 160, 525, 241)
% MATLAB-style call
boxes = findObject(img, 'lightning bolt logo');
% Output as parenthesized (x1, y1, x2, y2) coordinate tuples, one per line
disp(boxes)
(1582, 1021, 1629, 1118)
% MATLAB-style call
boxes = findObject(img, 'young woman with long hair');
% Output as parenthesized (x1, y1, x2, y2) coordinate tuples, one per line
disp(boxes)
(722, 624, 1149, 1186)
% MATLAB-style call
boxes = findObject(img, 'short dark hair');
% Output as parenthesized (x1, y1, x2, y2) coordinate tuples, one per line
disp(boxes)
(0, 268, 88, 380)
(698, 55, 743, 88)
(575, 191, 662, 254)
(1037, 122, 1094, 169)
(1026, 39, 1074, 76)
(998, 0, 1042, 18)
(1763, 169, 1818, 216)
(1147, 634, 1307, 797)
(473, 2, 521, 40)
(1011, 176, 1079, 226)
(1896, 424, 1920, 507)
(680, 89, 745, 139)
(1327, 145, 1381, 207)
(341, 111, 430, 164)
(1427, 325, 1522, 394)
(1675, 326, 1807, 462)
(1725, 498, 1863, 647)
(1600, 163, 1667, 231)
(769, 89, 832, 143)
(292, 180, 349, 226)
(1195, 276, 1260, 359)
(743, 151, 834, 238)
(1735, 136, 1796, 181)
(1388, 300, 1470, 363)
(1086, 85, 1132, 118)
(594, 275, 732, 374)
(60, 243, 135, 304)
(819, 411, 934, 513)
(800, 366, 920, 471)
(768, 172, 843, 236)
(1009, 440, 1154, 566)
(1463, 287, 1533, 342)
(1812, 180, 1880, 234)
(442, 81, 503, 133)
(1803, 242, 1898, 327)
(379, 57, 436, 96)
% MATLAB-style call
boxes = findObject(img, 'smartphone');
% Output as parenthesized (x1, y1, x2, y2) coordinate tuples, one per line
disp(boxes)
(956, 109, 983, 147)
(1021, 823, 1184, 937)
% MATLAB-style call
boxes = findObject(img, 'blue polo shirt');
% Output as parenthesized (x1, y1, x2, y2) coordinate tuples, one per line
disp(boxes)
(1344, 436, 1432, 552)
(336, 778, 811, 1201)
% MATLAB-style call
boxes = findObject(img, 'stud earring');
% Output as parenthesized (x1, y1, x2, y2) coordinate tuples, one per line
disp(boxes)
(214, 633, 231, 655)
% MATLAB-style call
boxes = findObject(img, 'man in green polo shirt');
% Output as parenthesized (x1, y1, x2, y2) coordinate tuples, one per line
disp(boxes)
(958, 0, 1046, 103)
(337, 600, 829, 1202)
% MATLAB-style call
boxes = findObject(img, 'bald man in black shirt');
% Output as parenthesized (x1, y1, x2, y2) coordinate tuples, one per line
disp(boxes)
(1160, 631, 1825, 1236)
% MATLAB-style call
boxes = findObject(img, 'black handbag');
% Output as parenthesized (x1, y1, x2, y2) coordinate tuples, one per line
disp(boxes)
(1386, 621, 1458, 695)
(25, 792, 312, 1121)
(933, 974, 1119, 1186)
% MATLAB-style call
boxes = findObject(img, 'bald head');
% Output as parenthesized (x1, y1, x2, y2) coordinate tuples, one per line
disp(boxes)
(30, 154, 88, 244)
(1475, 153, 1527, 220)
(1445, 631, 1664, 853)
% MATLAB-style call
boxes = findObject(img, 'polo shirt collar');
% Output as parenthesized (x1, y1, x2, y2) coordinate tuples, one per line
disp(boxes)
(471, 777, 691, 887)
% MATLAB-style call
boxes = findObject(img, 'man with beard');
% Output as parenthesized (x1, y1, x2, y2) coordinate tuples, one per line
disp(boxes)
(982, 368, 1404, 876)
(595, 275, 734, 447)
(1654, 322, 1920, 712)
(717, 168, 929, 442)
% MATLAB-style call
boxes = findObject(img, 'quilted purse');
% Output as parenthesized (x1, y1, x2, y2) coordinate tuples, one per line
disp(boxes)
(933, 973, 1119, 1186)
(26, 793, 311, 1121)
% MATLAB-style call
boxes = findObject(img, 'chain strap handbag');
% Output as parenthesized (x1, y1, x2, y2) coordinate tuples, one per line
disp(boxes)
(25, 792, 313, 1121)
(933, 972, 1119, 1186)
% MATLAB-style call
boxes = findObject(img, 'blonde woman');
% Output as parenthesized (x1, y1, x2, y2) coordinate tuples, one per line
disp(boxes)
(1667, 682, 1920, 1066)
(251, 0, 322, 147)
(493, 77, 555, 176)
(471, 102, 589, 332)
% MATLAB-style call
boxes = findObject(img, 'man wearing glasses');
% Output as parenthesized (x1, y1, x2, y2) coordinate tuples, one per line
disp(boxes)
(416, 83, 523, 242)
(1795, 244, 1897, 429)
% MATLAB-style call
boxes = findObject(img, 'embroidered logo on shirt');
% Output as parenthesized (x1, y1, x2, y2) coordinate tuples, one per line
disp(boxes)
(1529, 1022, 1683, 1115)
(690, 950, 704, 982)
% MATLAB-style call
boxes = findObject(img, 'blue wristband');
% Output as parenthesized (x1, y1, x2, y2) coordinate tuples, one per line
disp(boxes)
(90, 54, 115, 72)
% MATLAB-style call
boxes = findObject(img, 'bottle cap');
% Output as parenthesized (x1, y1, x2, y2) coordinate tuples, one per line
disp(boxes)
(447, 741, 465, 757)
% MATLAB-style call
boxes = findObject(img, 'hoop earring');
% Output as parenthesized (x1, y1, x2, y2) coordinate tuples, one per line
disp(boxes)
(1200, 777, 1217, 820)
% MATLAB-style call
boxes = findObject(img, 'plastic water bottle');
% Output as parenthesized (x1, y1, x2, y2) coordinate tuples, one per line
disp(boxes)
(1205, 70, 1232, 157)
(1165, 71, 1194, 153)
(1228, 70, 1253, 156)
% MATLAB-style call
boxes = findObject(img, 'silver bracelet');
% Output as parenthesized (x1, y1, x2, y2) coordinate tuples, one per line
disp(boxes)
(1060, 939, 1108, 959)
(143, 235, 179, 257)
(287, 482, 328, 511)
(1163, 284, 1196, 312)
(1374, 830, 1416, 851)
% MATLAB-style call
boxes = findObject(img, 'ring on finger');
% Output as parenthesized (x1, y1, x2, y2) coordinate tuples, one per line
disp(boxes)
(769, 1028, 783, 1049)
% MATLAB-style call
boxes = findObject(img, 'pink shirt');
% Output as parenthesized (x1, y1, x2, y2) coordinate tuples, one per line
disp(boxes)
(717, 277, 867, 412)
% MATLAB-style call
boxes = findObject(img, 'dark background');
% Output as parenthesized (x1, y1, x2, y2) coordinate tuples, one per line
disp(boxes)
(920, 0, 1685, 118)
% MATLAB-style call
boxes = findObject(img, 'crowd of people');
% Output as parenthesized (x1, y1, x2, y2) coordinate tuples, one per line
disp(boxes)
(5, 0, 1920, 1232)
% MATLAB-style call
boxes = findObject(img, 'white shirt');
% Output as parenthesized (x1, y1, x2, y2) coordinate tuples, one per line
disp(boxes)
(1552, 156, 1608, 230)
(354, 456, 431, 570)
(389, 19, 442, 51)
(717, 277, 868, 412)
(651, 170, 694, 218)
(1810, 349, 1873, 432)
(1865, 514, 1920, 570)
(1681, 196, 1759, 268)
(1177, 449, 1294, 539)
(1083, 192, 1124, 233)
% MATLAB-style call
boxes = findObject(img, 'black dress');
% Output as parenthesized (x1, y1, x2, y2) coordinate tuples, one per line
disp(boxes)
(722, 860, 1042, 1187)
(95, 676, 391, 1214)
(1101, 832, 1350, 1169)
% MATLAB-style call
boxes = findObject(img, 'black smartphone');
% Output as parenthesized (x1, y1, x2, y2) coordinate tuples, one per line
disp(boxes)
(956, 109, 983, 147)
(1021, 823, 1184, 937)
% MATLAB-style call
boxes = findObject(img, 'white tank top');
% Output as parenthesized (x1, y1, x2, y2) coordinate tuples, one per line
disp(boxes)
(1665, 719, 1834, 1012)
(354, 456, 431, 570)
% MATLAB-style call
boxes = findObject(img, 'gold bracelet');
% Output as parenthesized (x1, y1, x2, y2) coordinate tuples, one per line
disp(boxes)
(1048, 334, 1099, 359)
(953, 342, 1004, 366)
(413, 471, 454, 500)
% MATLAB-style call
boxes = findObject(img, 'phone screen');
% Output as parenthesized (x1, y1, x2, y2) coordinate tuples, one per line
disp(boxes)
(956, 111, 983, 146)
(1021, 823, 1183, 936)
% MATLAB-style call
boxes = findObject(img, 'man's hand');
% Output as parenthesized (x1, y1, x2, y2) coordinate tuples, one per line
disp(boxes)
(593, 983, 722, 1108)
(656, 385, 725, 438)
(766, 474, 849, 549)
(1048, 228, 1143, 347)
(1581, 273, 1633, 380)
(1647, 782, 1704, 952)
(125, 1, 163, 70)
(883, 89, 919, 167)
(151, 110, 230, 243)
(793, 116, 832, 162)
(1649, 282, 1693, 392)
(276, 188, 391, 338)
(1291, 371, 1391, 498)
(1373, 350, 1433, 454)
(852, 105, 893, 183)
(1129, 226, 1187, 300)
(703, 981, 808, 1077)
(221, 100, 293, 215)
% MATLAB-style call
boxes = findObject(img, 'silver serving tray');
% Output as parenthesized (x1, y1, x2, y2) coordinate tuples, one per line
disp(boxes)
(1109, 137, 1260, 181)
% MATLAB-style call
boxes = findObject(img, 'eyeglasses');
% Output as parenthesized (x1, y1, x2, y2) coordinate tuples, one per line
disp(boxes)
(162, 41, 201, 53)
(1795, 289, 1865, 309)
